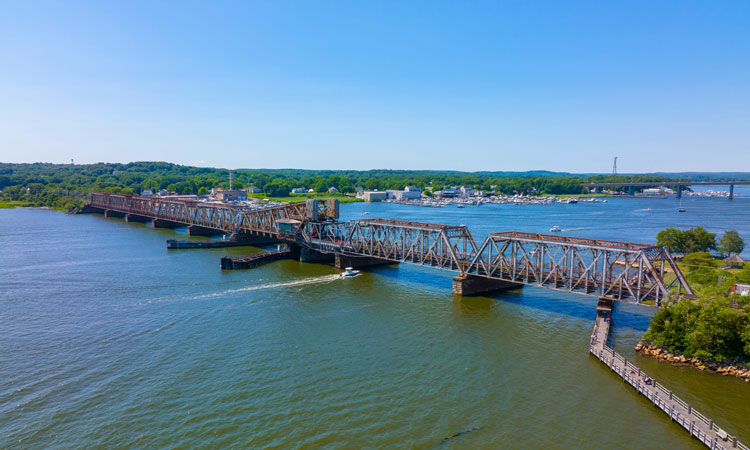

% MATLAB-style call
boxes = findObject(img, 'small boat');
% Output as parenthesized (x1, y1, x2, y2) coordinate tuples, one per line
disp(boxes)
(678, 207, 686, 212)
(362, 212, 369, 215)
(550, 225, 562, 232)
(456, 204, 464, 208)
(340, 267, 360, 278)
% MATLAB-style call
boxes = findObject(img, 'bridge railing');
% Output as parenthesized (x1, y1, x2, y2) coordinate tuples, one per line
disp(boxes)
(593, 343, 745, 449)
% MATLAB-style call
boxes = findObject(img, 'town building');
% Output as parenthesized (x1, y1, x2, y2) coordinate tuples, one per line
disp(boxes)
(216, 190, 247, 202)
(328, 187, 339, 193)
(363, 191, 388, 202)
(246, 186, 262, 194)
(291, 188, 307, 194)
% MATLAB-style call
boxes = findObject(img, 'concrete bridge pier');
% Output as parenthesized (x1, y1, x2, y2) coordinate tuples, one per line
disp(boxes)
(299, 247, 335, 263)
(452, 275, 523, 296)
(335, 253, 394, 269)
(676, 186, 682, 199)
(187, 225, 224, 236)
(151, 219, 182, 229)
(104, 210, 125, 219)
(125, 214, 151, 223)
(628, 186, 635, 196)
(729, 184, 734, 200)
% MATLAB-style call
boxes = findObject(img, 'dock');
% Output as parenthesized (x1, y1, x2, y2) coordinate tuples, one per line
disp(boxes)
(590, 300, 746, 450)
(167, 239, 254, 249)
(220, 247, 296, 270)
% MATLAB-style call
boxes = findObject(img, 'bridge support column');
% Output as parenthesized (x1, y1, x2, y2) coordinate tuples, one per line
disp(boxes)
(299, 247, 335, 263)
(151, 219, 182, 229)
(729, 184, 734, 200)
(335, 253, 394, 269)
(104, 210, 125, 219)
(187, 225, 224, 236)
(676, 186, 682, 199)
(125, 214, 151, 223)
(628, 186, 635, 196)
(77, 205, 101, 214)
(452, 275, 522, 296)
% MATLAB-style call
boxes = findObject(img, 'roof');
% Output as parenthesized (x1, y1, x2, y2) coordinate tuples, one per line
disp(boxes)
(724, 254, 746, 263)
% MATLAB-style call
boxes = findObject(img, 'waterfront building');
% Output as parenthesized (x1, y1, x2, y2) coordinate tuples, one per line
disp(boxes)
(363, 191, 388, 202)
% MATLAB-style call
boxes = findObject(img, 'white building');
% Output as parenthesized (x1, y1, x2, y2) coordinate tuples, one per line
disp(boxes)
(363, 191, 388, 202)
(328, 187, 339, 193)
(291, 188, 307, 194)
(247, 186, 262, 194)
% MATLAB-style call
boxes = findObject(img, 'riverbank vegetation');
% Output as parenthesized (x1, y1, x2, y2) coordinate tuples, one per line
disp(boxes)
(642, 227, 750, 371)
(0, 162, 680, 210)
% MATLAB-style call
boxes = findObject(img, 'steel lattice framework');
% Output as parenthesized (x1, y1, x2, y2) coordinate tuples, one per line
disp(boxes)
(89, 193, 693, 305)
(90, 192, 306, 235)
(305, 218, 478, 271)
(463, 232, 692, 305)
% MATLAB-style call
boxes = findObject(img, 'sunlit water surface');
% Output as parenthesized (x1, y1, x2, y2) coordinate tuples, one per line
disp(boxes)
(2, 189, 750, 448)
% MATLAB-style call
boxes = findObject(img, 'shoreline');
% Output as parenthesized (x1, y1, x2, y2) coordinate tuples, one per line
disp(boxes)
(636, 342, 750, 381)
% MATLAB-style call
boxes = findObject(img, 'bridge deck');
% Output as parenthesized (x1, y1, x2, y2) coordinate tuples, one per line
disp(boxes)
(590, 313, 746, 449)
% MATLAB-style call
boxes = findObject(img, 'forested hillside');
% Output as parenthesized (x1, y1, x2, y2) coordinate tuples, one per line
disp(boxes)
(0, 161, 677, 211)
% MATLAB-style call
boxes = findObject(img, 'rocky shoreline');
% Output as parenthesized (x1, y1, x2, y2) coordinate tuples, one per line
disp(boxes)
(636, 342, 750, 381)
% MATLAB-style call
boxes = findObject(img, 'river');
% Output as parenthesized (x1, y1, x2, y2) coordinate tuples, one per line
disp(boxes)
(1, 190, 749, 449)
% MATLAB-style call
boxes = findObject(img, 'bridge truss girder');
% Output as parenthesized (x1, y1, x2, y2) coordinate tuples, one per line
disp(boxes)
(464, 232, 693, 305)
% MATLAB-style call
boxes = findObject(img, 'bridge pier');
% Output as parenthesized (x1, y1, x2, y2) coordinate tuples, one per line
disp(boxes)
(187, 225, 224, 236)
(151, 219, 182, 229)
(729, 184, 734, 200)
(125, 214, 151, 223)
(104, 210, 125, 219)
(628, 186, 635, 196)
(676, 186, 682, 199)
(335, 253, 394, 269)
(299, 247, 335, 263)
(452, 275, 522, 296)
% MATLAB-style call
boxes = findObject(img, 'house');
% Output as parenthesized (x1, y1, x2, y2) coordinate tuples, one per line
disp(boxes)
(141, 190, 153, 196)
(247, 186, 261, 194)
(308, 189, 315, 193)
(291, 188, 307, 194)
(328, 187, 339, 193)
(731, 283, 750, 296)
(459, 186, 475, 197)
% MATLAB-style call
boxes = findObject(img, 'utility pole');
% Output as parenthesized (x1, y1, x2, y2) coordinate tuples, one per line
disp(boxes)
(612, 157, 618, 176)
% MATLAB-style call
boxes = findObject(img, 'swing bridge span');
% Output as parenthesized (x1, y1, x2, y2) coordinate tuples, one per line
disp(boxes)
(88, 192, 693, 305)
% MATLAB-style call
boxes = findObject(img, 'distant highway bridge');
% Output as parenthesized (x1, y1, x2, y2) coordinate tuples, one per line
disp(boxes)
(582, 180, 750, 198)
(88, 192, 692, 305)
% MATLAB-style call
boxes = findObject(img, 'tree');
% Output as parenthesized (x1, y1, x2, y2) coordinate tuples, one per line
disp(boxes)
(656, 227, 684, 253)
(198, 186, 208, 196)
(718, 230, 745, 257)
(656, 226, 716, 254)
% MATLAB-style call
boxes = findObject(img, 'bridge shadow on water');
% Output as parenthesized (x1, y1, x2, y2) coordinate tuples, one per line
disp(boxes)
(363, 264, 652, 332)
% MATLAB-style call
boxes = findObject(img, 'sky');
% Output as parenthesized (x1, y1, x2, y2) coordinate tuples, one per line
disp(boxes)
(0, 1, 749, 173)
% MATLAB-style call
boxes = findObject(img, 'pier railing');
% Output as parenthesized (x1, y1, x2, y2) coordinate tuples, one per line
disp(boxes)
(591, 343, 746, 450)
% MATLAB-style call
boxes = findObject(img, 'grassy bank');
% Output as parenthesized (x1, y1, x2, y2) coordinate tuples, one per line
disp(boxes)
(0, 199, 33, 208)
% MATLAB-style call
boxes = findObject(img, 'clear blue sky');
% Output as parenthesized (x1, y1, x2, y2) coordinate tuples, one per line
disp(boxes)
(1, 1, 748, 172)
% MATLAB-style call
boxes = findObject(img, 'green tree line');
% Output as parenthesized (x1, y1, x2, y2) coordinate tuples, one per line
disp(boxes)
(0, 162, 679, 211)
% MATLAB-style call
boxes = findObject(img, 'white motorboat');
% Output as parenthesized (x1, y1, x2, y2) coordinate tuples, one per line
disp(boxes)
(340, 267, 360, 278)
(549, 225, 562, 232)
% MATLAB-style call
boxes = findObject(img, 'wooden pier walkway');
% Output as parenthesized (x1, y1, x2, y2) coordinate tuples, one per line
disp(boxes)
(590, 303, 746, 449)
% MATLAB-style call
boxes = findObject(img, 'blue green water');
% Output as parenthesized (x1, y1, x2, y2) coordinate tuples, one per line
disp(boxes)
(2, 192, 749, 448)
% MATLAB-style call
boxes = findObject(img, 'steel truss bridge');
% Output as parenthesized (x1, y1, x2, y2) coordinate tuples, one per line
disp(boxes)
(90, 193, 692, 305)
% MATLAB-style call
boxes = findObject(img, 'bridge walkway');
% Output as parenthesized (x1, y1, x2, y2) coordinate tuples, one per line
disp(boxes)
(590, 304, 746, 450)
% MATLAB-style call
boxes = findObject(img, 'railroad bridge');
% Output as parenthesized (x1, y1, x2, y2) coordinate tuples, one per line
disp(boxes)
(88, 192, 692, 305)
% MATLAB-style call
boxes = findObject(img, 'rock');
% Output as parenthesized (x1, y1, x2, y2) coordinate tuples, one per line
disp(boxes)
(635, 342, 643, 351)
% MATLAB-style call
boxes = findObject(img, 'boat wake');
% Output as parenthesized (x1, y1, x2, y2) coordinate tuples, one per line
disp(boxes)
(561, 227, 586, 232)
(195, 274, 343, 299)
(139, 274, 342, 305)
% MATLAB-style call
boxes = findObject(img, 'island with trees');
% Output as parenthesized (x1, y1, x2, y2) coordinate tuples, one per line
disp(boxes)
(638, 227, 750, 379)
